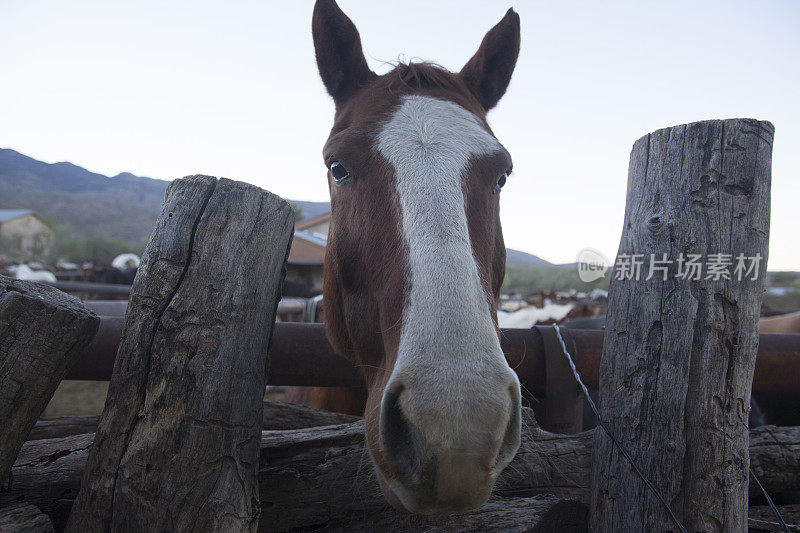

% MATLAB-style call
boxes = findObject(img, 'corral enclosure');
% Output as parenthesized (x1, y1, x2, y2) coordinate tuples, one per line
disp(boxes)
(1, 119, 799, 532)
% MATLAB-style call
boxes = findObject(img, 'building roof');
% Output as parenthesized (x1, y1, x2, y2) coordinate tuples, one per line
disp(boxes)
(296, 229, 327, 247)
(288, 230, 327, 265)
(0, 209, 34, 223)
(296, 211, 331, 231)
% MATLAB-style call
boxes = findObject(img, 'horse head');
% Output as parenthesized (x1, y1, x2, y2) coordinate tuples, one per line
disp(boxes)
(313, 0, 522, 514)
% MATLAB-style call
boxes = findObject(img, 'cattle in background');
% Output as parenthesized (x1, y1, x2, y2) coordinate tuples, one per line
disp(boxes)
(111, 253, 140, 270)
(7, 263, 57, 282)
(82, 265, 137, 285)
(282, 279, 321, 298)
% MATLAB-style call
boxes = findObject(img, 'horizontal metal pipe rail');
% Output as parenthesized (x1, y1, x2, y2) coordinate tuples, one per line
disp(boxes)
(81, 299, 307, 319)
(67, 317, 800, 391)
(43, 280, 132, 296)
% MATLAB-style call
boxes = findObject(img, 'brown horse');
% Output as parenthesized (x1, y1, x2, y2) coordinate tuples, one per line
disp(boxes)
(287, 0, 523, 515)
(759, 310, 800, 334)
(752, 310, 800, 427)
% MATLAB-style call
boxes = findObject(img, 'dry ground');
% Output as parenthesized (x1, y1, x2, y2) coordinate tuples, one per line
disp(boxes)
(43, 381, 286, 417)
(43, 380, 109, 417)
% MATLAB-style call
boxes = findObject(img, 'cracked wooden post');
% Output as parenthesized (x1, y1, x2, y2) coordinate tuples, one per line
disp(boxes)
(590, 119, 773, 531)
(67, 176, 294, 532)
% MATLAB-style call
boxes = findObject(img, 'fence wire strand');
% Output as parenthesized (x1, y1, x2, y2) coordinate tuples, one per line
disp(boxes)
(551, 324, 789, 533)
(749, 466, 790, 532)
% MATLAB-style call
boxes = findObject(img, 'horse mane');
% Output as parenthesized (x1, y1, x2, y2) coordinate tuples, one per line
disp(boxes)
(371, 61, 483, 111)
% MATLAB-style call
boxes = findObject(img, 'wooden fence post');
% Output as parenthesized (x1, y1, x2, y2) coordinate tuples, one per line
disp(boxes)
(0, 276, 99, 482)
(590, 119, 773, 531)
(66, 176, 294, 532)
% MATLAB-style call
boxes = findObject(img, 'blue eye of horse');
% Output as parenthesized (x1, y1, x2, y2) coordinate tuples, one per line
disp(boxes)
(493, 170, 509, 194)
(330, 160, 350, 184)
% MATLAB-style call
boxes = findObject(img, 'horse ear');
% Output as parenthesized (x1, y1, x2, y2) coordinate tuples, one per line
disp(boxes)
(312, 0, 376, 105)
(459, 8, 520, 111)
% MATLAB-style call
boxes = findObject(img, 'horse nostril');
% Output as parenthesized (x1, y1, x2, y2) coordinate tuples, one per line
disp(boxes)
(380, 383, 422, 481)
(495, 386, 522, 471)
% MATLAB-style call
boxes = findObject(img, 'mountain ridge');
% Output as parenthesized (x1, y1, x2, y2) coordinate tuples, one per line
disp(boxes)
(0, 147, 553, 267)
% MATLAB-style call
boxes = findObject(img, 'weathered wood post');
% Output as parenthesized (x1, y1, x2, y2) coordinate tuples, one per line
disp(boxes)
(67, 176, 294, 532)
(0, 276, 99, 481)
(590, 119, 773, 531)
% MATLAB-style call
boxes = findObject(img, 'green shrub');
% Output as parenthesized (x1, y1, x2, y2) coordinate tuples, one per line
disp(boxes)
(502, 266, 610, 294)
(54, 234, 145, 264)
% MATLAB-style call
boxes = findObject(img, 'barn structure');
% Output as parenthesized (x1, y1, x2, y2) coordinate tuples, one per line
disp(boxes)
(287, 211, 329, 292)
(0, 209, 54, 259)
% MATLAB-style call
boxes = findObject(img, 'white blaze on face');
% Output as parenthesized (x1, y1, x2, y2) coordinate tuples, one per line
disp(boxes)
(376, 95, 517, 449)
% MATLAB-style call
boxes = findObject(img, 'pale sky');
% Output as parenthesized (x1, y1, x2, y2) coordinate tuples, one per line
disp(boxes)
(1, 1, 798, 269)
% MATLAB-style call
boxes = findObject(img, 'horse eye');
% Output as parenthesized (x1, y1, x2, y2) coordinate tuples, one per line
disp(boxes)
(493, 170, 510, 194)
(329, 160, 350, 184)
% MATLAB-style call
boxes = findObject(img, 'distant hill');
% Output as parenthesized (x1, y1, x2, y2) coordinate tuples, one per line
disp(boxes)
(0, 148, 331, 244)
(291, 200, 331, 221)
(0, 148, 168, 243)
(0, 147, 554, 266)
(506, 248, 553, 268)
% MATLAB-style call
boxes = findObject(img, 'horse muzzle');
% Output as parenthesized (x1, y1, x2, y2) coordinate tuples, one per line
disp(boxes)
(373, 371, 522, 515)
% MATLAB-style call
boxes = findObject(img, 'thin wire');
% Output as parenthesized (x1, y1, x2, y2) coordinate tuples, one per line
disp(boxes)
(551, 324, 689, 533)
(749, 467, 789, 532)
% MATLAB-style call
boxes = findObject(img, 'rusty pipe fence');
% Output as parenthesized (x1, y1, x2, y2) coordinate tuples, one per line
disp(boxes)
(69, 315, 800, 393)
